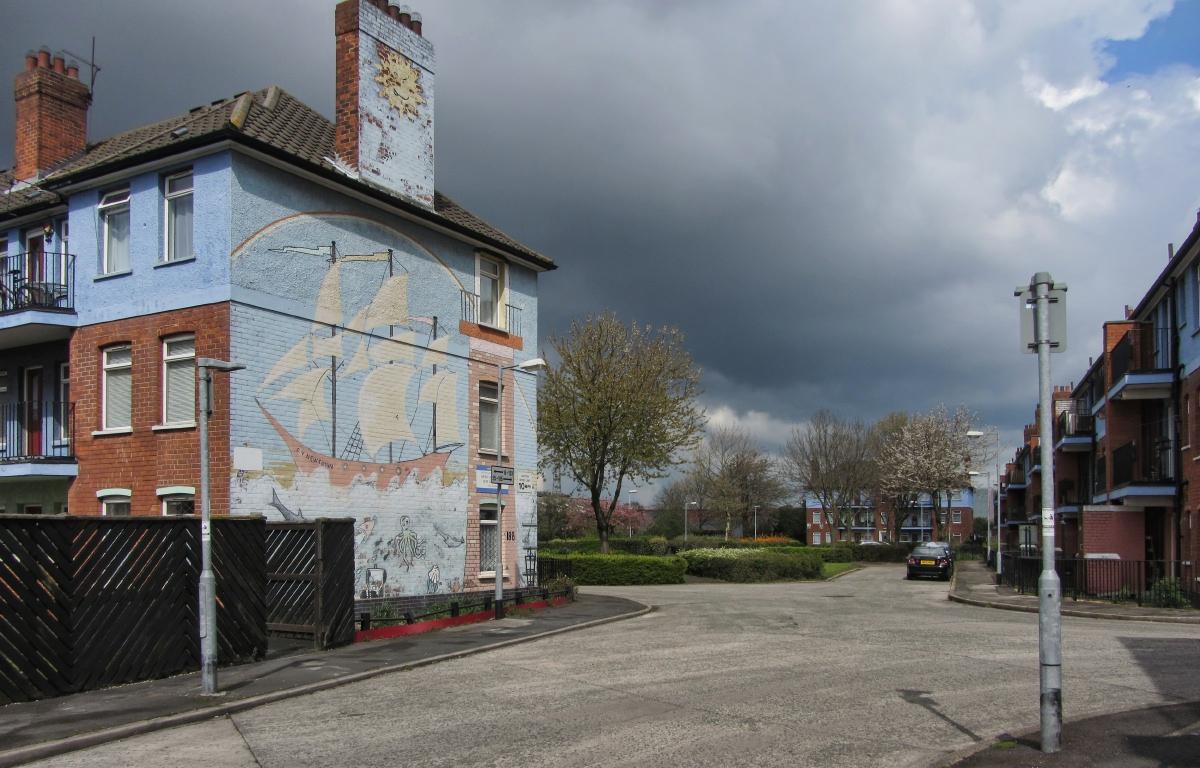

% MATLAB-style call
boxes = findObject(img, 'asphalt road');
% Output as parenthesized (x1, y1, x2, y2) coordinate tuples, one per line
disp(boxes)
(27, 566, 1200, 768)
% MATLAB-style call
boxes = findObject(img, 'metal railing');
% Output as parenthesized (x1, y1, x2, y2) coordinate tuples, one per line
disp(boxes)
(0, 401, 73, 461)
(1000, 555, 1198, 607)
(0, 253, 75, 313)
(1112, 439, 1174, 486)
(460, 290, 522, 336)
(1110, 326, 1171, 382)
(1087, 365, 1106, 405)
(1056, 405, 1092, 439)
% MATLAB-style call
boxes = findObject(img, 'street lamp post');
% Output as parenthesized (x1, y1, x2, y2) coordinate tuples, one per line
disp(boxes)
(753, 505, 760, 540)
(686, 501, 698, 542)
(494, 357, 546, 619)
(628, 488, 637, 538)
(967, 429, 1001, 573)
(196, 357, 245, 696)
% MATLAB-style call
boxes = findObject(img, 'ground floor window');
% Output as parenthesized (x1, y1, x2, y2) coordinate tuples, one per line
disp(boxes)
(824, 532, 831, 544)
(479, 504, 499, 577)
(162, 496, 195, 516)
(102, 500, 130, 516)
(812, 532, 820, 545)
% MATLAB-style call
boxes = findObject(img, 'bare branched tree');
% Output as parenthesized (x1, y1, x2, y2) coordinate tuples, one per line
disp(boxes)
(782, 410, 876, 542)
(692, 426, 787, 540)
(538, 313, 705, 553)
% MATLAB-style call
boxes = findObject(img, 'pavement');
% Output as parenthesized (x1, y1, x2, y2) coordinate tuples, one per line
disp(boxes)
(0, 593, 648, 768)
(943, 559, 1200, 767)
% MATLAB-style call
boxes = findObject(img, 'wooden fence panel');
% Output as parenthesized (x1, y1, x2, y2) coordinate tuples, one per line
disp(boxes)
(319, 520, 355, 648)
(0, 515, 267, 705)
(0, 516, 74, 703)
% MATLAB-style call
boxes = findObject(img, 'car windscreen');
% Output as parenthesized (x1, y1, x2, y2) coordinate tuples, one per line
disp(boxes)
(911, 547, 942, 557)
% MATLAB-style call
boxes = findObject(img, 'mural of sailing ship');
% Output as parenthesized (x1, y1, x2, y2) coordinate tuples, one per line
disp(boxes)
(256, 241, 465, 490)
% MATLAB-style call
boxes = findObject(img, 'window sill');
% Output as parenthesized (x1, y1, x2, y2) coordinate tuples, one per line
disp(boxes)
(94, 270, 132, 282)
(155, 257, 196, 269)
(477, 570, 509, 581)
(153, 422, 196, 432)
(92, 427, 132, 436)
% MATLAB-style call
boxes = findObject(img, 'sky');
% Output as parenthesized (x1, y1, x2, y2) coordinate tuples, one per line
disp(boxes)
(3, 1, 1200, 500)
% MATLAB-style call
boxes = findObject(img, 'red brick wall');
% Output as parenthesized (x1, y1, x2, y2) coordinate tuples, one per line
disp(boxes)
(68, 304, 231, 516)
(1081, 510, 1144, 560)
(13, 55, 91, 180)
(1181, 368, 1200, 567)
(464, 350, 518, 589)
(334, 0, 361, 168)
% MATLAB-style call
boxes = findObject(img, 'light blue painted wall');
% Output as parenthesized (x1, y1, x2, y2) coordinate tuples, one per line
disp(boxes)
(68, 151, 232, 324)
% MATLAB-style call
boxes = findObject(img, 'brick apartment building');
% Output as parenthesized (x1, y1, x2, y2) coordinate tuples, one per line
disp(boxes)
(1003, 213, 1200, 571)
(0, 2, 555, 600)
(805, 489, 974, 545)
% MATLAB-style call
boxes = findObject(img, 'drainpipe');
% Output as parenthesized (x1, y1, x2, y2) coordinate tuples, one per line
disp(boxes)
(1168, 272, 1184, 573)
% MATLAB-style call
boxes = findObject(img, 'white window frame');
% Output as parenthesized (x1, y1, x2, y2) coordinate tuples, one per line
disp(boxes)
(161, 495, 195, 516)
(812, 532, 820, 545)
(98, 488, 132, 516)
(162, 170, 194, 262)
(98, 188, 131, 275)
(161, 334, 196, 426)
(475, 253, 506, 330)
(952, 510, 962, 524)
(478, 380, 499, 455)
(101, 343, 133, 431)
(56, 362, 69, 444)
(811, 509, 820, 525)
(824, 531, 831, 544)
(478, 503, 501, 579)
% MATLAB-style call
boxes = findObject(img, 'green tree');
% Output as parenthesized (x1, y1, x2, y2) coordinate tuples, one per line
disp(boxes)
(773, 505, 808, 542)
(536, 491, 572, 542)
(538, 313, 705, 553)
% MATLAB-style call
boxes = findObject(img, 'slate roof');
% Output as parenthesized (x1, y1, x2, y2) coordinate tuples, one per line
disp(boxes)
(1, 86, 554, 270)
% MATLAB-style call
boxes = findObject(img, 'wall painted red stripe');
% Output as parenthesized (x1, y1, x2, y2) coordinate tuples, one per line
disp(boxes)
(353, 596, 570, 643)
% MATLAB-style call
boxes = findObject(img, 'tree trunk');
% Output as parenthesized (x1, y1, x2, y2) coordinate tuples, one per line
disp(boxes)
(599, 524, 610, 554)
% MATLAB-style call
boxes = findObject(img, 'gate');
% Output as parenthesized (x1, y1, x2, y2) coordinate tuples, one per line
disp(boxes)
(266, 519, 355, 649)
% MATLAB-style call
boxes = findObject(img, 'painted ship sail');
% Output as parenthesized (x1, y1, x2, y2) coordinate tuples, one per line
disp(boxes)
(258, 246, 457, 488)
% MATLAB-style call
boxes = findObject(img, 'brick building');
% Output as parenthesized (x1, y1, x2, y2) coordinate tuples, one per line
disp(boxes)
(0, 2, 555, 600)
(1004, 212, 1200, 570)
(804, 489, 975, 545)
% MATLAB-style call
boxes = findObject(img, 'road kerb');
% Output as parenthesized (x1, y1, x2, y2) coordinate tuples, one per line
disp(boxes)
(0, 601, 652, 768)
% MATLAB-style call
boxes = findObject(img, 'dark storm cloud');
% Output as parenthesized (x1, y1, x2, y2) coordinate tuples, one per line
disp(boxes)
(4, 1, 1198, 462)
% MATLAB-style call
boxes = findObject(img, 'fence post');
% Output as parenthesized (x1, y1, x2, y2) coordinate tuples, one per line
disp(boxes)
(314, 520, 325, 650)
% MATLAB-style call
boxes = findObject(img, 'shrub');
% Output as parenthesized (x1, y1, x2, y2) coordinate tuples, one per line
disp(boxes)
(1148, 579, 1192, 609)
(539, 536, 671, 556)
(543, 575, 578, 600)
(546, 553, 687, 585)
(806, 543, 911, 563)
(681, 548, 823, 582)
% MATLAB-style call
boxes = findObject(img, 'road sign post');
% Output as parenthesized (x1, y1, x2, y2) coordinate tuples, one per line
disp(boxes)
(1016, 273, 1066, 753)
(491, 465, 514, 618)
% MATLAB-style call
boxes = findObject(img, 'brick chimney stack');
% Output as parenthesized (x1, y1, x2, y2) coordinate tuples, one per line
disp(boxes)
(13, 47, 91, 181)
(334, 0, 435, 208)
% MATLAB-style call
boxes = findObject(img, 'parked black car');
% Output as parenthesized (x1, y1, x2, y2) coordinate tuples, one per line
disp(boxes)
(906, 544, 953, 581)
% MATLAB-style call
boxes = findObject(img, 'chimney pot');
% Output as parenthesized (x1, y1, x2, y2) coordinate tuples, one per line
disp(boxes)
(398, 5, 412, 26)
(387, 5, 400, 20)
(14, 47, 92, 179)
(52, 55, 65, 74)
(66, 61, 80, 79)
(411, 12, 422, 35)
(24, 51, 37, 70)
(36, 48, 51, 68)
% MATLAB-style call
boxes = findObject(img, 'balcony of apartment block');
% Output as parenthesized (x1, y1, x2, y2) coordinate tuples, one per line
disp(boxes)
(1054, 402, 1093, 453)
(1108, 438, 1175, 505)
(1056, 480, 1087, 517)
(1086, 363, 1107, 416)
(0, 400, 76, 479)
(0, 252, 78, 350)
(1005, 466, 1027, 491)
(1107, 326, 1172, 402)
(460, 290, 523, 345)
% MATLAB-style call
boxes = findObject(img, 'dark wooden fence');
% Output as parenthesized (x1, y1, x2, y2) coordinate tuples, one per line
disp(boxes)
(0, 515, 266, 705)
(266, 519, 355, 650)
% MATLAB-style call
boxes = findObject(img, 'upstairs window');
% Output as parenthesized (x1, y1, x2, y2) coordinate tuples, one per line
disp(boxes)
(478, 255, 504, 328)
(102, 344, 133, 430)
(162, 334, 196, 425)
(478, 381, 498, 454)
(163, 171, 193, 262)
(99, 189, 131, 274)
(57, 363, 70, 443)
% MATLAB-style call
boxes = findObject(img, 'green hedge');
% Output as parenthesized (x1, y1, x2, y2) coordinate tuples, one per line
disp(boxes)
(668, 535, 801, 552)
(807, 543, 913, 563)
(544, 553, 686, 585)
(681, 548, 823, 582)
(540, 537, 670, 556)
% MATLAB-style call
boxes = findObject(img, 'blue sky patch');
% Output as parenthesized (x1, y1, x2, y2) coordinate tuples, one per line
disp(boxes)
(1103, 0, 1200, 81)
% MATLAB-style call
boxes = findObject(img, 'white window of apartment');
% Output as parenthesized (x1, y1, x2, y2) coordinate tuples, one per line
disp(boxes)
(479, 504, 500, 577)
(477, 255, 504, 328)
(162, 495, 195, 516)
(57, 363, 70, 443)
(478, 381, 498, 454)
(953, 510, 962, 524)
(102, 344, 133, 430)
(812, 509, 820, 525)
(163, 170, 193, 262)
(824, 531, 831, 544)
(162, 334, 196, 425)
(99, 189, 131, 274)
(812, 532, 820, 545)
(99, 489, 132, 516)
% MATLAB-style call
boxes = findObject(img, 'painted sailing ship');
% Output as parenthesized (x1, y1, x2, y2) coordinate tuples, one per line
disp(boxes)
(257, 242, 463, 490)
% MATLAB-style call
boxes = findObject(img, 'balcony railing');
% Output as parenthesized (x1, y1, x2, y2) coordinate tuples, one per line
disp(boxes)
(1056, 403, 1092, 439)
(1110, 326, 1171, 383)
(1087, 364, 1106, 406)
(460, 290, 522, 337)
(0, 253, 75, 314)
(0, 400, 74, 462)
(1112, 439, 1174, 486)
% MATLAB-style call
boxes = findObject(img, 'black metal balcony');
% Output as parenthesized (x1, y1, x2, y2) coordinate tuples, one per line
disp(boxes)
(0, 253, 75, 314)
(0, 400, 74, 462)
(1112, 439, 1174, 487)
(1110, 325, 1170, 383)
